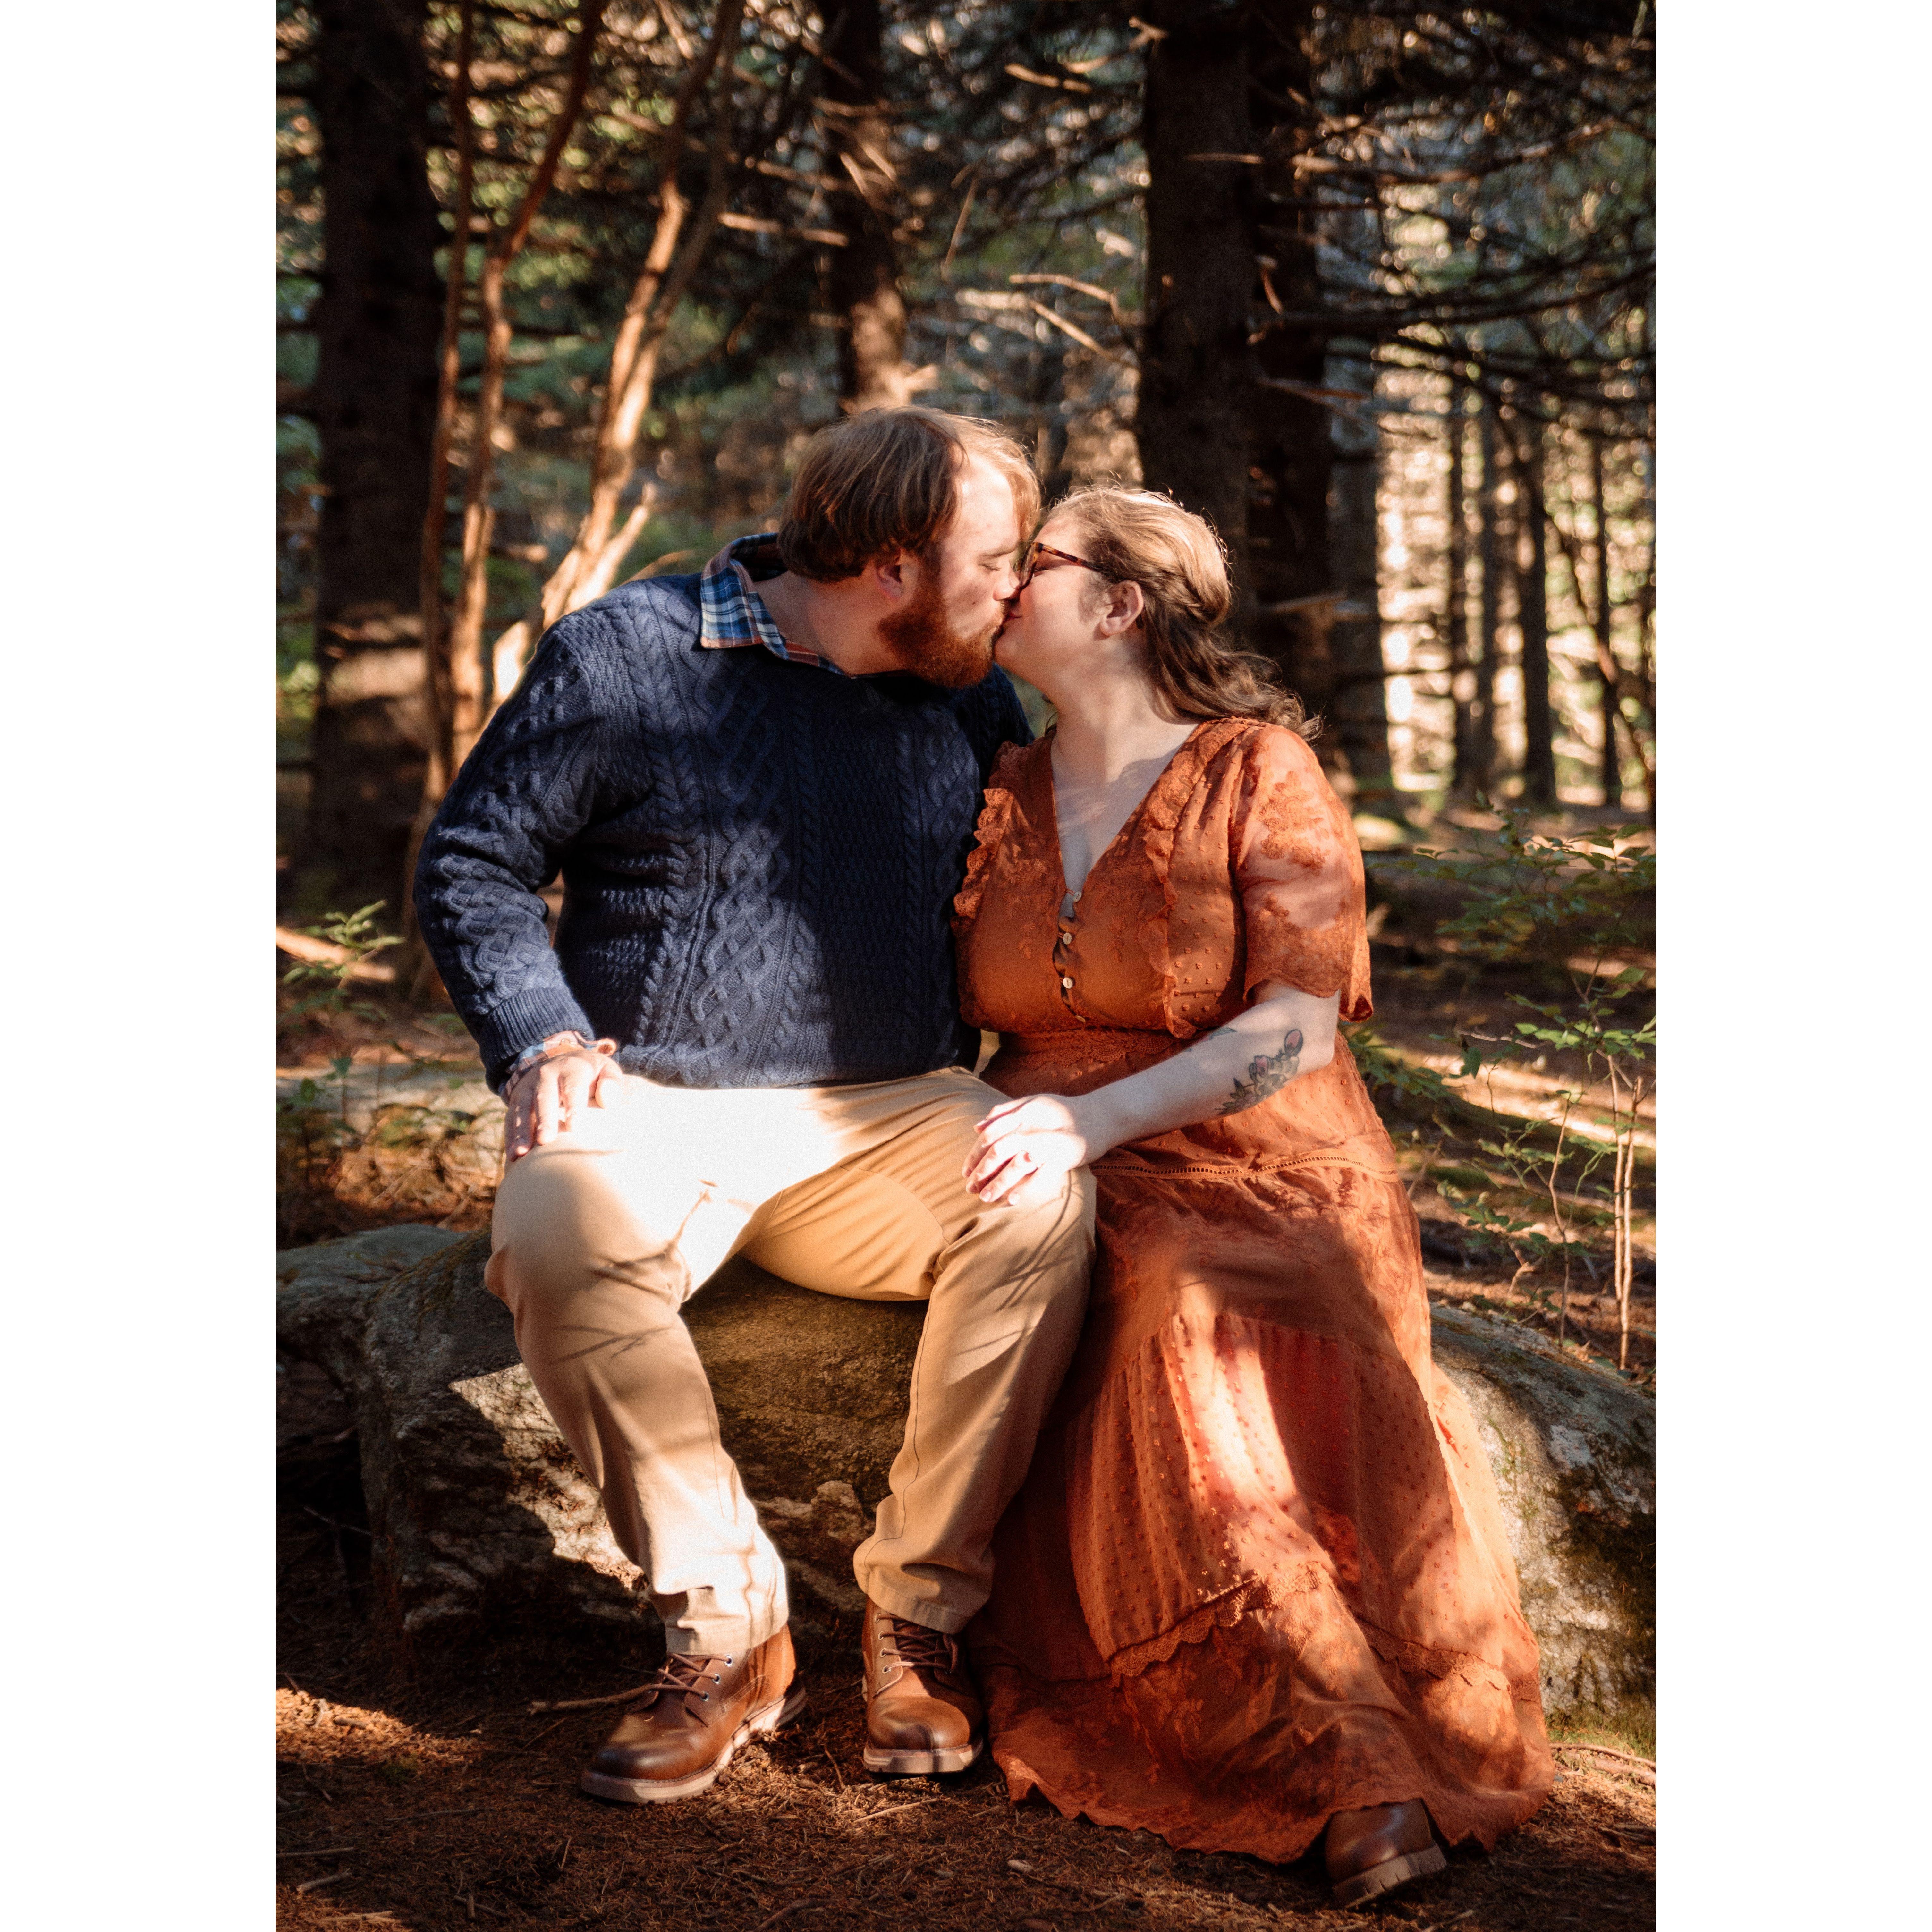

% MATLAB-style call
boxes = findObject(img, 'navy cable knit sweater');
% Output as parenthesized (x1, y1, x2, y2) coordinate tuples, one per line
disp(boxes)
(413, 573, 1030, 1093)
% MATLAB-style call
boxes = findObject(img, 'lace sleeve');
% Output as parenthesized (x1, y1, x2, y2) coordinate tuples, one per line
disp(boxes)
(951, 737, 1029, 929)
(1230, 726, 1374, 1019)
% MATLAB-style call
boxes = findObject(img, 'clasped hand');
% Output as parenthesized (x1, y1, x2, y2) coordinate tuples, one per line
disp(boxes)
(962, 1091, 1111, 1208)
(504, 1046, 625, 1161)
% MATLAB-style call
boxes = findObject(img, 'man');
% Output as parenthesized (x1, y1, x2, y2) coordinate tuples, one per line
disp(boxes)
(414, 407, 1094, 1806)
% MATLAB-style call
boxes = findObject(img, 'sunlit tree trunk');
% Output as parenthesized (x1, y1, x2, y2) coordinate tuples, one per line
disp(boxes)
(1446, 377, 1477, 792)
(433, 0, 605, 782)
(1517, 413, 1556, 807)
(822, 0, 911, 411)
(1589, 430, 1621, 808)
(397, 0, 606, 987)
(477, 0, 746, 718)
(298, 0, 443, 918)
(1466, 394, 1501, 795)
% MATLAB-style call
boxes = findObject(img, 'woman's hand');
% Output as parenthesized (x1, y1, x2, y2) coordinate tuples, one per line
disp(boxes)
(504, 1044, 625, 1161)
(963, 1091, 1117, 1207)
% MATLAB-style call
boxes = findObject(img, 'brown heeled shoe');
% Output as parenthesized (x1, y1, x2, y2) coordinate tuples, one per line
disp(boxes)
(1324, 1800, 1447, 1906)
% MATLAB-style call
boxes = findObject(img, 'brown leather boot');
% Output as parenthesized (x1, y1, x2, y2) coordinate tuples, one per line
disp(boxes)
(860, 1601, 983, 1775)
(579, 1627, 805, 1805)
(1324, 1800, 1447, 1906)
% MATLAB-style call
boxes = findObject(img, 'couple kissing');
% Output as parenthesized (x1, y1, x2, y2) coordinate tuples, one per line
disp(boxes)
(413, 405, 1552, 1907)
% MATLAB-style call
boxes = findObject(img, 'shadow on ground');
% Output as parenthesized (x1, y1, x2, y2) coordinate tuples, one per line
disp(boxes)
(279, 1426, 1655, 1931)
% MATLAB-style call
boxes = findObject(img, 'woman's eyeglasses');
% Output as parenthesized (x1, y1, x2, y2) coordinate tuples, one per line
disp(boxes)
(1018, 540, 1103, 589)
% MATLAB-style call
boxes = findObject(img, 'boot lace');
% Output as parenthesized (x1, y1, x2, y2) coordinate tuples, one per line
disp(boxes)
(623, 1650, 734, 1714)
(879, 1615, 961, 1681)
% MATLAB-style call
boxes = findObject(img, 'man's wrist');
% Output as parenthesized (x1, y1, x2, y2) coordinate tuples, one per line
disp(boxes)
(506, 1031, 620, 1082)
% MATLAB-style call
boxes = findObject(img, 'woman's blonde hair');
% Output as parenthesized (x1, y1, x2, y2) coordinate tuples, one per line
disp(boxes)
(1054, 485, 1310, 735)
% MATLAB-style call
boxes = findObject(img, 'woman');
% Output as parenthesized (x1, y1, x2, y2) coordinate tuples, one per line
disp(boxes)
(953, 487, 1552, 1905)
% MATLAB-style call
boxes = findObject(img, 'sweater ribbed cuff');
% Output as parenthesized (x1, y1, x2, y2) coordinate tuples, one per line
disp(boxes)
(472, 985, 598, 1095)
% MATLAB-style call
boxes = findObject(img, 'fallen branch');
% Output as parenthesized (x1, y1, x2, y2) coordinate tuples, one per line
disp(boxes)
(526, 1682, 657, 1714)
(1554, 1742, 1655, 1769)
(275, 927, 397, 986)
(296, 1870, 352, 1894)
(752, 1898, 824, 1932)
(852, 1795, 947, 1827)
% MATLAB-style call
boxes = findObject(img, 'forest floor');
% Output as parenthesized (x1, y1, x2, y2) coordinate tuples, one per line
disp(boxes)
(277, 1398, 1655, 1932)
(276, 814, 1656, 1929)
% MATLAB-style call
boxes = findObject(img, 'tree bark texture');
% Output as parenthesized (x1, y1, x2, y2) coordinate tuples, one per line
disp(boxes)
(1136, 3, 1256, 604)
(1466, 395, 1503, 795)
(1243, 4, 1344, 758)
(1516, 414, 1556, 807)
(1446, 379, 1476, 791)
(416, 0, 477, 806)
(1325, 354, 1394, 803)
(822, 0, 912, 411)
(1589, 431, 1622, 808)
(300, 0, 444, 917)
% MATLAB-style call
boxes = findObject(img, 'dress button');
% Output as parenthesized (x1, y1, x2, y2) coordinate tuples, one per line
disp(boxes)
(1061, 976, 1074, 990)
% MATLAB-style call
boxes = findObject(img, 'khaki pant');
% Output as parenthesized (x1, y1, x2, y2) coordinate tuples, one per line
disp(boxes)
(485, 1066, 1094, 1658)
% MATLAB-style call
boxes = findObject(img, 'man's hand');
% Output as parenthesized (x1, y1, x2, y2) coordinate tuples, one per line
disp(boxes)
(962, 1092, 1115, 1208)
(504, 1045, 625, 1161)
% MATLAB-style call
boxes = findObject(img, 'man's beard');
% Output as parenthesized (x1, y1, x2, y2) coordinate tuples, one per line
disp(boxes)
(877, 565, 996, 689)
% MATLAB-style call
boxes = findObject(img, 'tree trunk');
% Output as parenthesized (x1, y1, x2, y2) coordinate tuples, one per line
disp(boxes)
(475, 0, 746, 719)
(1243, 4, 1337, 733)
(1326, 352, 1394, 804)
(1446, 377, 1477, 792)
(435, 0, 606, 781)
(1135, 3, 1256, 605)
(1590, 431, 1621, 808)
(1467, 394, 1502, 795)
(1517, 413, 1556, 807)
(299, 0, 444, 919)
(822, 0, 911, 411)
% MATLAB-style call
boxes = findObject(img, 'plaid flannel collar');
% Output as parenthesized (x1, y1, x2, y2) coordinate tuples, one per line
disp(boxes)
(697, 533, 843, 675)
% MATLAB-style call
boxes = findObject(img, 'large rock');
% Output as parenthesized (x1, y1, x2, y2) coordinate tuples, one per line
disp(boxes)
(1430, 1307, 1654, 1724)
(276, 1231, 1654, 1720)
(276, 1228, 925, 1647)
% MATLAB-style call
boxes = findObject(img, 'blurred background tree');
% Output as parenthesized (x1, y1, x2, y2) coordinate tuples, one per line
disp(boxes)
(276, 0, 1654, 929)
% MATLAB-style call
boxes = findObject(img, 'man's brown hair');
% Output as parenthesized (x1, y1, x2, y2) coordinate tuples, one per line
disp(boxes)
(775, 407, 1039, 582)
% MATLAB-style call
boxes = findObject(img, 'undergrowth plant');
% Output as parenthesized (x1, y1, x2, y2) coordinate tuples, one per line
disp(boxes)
(1384, 811, 1655, 1374)
(276, 907, 496, 1241)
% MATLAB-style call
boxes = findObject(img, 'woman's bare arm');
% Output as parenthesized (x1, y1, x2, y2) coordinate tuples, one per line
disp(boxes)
(962, 979, 1340, 1205)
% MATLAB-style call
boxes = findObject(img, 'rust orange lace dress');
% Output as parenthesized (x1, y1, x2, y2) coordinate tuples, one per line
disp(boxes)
(953, 717, 1552, 1861)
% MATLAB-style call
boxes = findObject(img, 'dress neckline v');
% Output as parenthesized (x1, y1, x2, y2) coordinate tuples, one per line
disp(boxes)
(1044, 719, 1217, 900)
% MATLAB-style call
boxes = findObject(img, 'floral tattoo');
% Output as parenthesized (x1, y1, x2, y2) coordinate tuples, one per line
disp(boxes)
(1217, 1028, 1304, 1114)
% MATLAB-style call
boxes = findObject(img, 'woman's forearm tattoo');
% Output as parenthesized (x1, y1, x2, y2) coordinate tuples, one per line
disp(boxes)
(1218, 1028, 1305, 1114)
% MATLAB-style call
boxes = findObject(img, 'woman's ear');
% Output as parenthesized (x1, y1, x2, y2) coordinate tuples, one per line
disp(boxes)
(1098, 579, 1146, 637)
